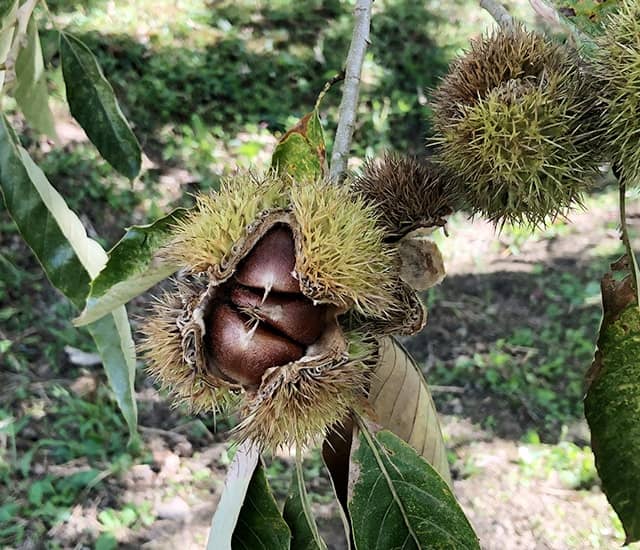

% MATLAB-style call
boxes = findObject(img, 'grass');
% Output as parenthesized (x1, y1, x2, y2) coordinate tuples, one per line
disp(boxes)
(0, 384, 136, 544)
(518, 431, 598, 490)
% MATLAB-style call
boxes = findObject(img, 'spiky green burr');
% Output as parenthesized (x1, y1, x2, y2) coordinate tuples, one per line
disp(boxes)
(593, 0, 640, 185)
(431, 27, 603, 226)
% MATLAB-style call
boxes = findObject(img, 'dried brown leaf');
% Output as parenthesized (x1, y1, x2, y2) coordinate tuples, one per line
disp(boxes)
(367, 337, 452, 486)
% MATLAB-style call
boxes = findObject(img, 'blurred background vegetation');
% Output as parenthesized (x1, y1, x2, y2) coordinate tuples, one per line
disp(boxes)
(0, 0, 632, 548)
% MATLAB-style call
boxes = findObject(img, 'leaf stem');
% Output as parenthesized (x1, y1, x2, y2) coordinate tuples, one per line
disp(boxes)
(314, 70, 345, 112)
(329, 0, 373, 183)
(618, 175, 640, 307)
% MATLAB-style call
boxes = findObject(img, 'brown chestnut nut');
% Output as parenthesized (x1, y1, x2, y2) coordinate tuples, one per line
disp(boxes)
(235, 225, 300, 293)
(230, 286, 327, 346)
(207, 303, 304, 387)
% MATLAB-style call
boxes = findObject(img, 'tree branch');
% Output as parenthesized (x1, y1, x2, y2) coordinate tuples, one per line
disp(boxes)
(528, 0, 559, 25)
(529, 0, 593, 45)
(3, 0, 40, 90)
(479, 0, 515, 29)
(329, 0, 373, 183)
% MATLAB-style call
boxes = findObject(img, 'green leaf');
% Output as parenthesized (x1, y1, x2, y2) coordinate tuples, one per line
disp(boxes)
(231, 461, 291, 550)
(349, 424, 479, 550)
(74, 210, 185, 326)
(0, 115, 97, 307)
(585, 273, 640, 544)
(547, 0, 620, 37)
(87, 306, 137, 437)
(271, 110, 326, 180)
(0, 116, 138, 437)
(59, 32, 141, 180)
(283, 456, 328, 550)
(13, 18, 56, 138)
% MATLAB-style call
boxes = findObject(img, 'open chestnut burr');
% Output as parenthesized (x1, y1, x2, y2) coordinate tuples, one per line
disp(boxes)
(142, 174, 429, 449)
(205, 225, 329, 387)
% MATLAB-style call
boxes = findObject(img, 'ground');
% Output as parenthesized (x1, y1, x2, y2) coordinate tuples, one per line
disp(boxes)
(1, 0, 639, 549)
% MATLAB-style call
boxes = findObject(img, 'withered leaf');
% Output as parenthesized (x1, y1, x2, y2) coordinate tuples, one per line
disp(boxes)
(367, 337, 452, 486)
(271, 110, 326, 180)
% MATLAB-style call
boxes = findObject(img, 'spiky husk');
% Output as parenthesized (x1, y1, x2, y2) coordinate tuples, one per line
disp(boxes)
(351, 152, 454, 238)
(236, 334, 377, 449)
(143, 173, 425, 449)
(163, 173, 289, 272)
(594, 0, 640, 184)
(139, 285, 238, 415)
(166, 172, 396, 319)
(431, 27, 602, 226)
(288, 180, 396, 317)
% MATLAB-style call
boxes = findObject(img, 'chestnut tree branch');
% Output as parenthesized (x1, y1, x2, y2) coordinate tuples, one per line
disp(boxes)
(329, 0, 373, 183)
(479, 0, 515, 29)
(3, 0, 40, 89)
(528, 0, 560, 25)
(529, 0, 592, 45)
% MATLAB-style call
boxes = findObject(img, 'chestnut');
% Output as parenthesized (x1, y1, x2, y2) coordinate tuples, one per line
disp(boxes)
(230, 286, 327, 346)
(234, 225, 300, 293)
(206, 303, 304, 387)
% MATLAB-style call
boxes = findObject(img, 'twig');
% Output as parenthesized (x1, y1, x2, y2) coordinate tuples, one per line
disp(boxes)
(429, 385, 465, 394)
(529, 0, 593, 45)
(3, 0, 40, 90)
(479, 0, 515, 30)
(329, 0, 373, 183)
(528, 0, 559, 25)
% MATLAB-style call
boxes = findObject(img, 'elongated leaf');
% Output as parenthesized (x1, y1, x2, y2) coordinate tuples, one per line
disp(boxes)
(74, 210, 185, 326)
(368, 337, 451, 486)
(585, 272, 640, 543)
(0, 116, 98, 306)
(0, 116, 138, 436)
(59, 32, 141, 179)
(349, 423, 479, 550)
(207, 441, 260, 550)
(283, 456, 328, 550)
(0, 2, 18, 107)
(232, 461, 290, 550)
(87, 306, 137, 435)
(14, 18, 56, 138)
(271, 109, 326, 180)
